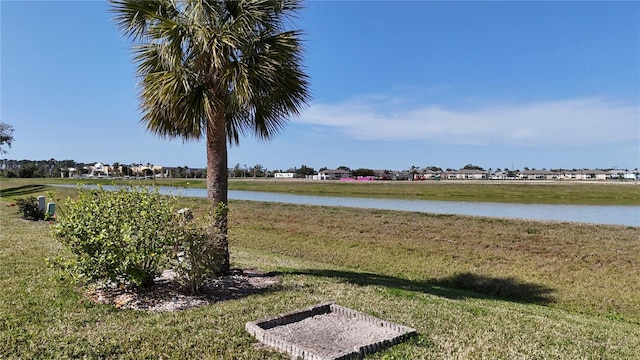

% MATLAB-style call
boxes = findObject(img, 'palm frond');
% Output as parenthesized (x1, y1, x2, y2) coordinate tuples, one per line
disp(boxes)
(112, 0, 310, 145)
(110, 0, 178, 42)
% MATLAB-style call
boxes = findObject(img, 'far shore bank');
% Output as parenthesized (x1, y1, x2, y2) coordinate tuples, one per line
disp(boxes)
(2, 177, 639, 205)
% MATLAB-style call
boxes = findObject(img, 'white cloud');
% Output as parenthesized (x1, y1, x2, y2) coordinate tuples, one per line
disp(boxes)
(297, 97, 639, 146)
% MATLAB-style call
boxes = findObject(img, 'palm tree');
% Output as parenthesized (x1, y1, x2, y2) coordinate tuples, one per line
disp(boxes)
(0, 123, 15, 154)
(111, 0, 310, 275)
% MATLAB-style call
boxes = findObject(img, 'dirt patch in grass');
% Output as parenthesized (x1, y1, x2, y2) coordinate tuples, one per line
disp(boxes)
(83, 269, 280, 312)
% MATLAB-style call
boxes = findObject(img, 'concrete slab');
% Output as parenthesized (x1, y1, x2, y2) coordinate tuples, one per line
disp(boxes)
(246, 302, 416, 360)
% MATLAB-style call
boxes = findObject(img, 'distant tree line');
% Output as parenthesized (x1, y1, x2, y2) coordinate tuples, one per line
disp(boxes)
(2, 159, 635, 179)
(229, 163, 318, 178)
(0, 159, 82, 178)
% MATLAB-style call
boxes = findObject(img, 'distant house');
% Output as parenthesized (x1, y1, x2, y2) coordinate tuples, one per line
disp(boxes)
(62, 167, 78, 178)
(561, 171, 584, 180)
(586, 170, 609, 181)
(413, 169, 440, 180)
(490, 170, 512, 180)
(623, 171, 639, 180)
(162, 167, 179, 178)
(562, 170, 607, 181)
(518, 170, 559, 180)
(131, 164, 164, 177)
(391, 171, 412, 181)
(373, 170, 391, 180)
(607, 169, 638, 180)
(607, 170, 625, 180)
(90, 162, 109, 177)
(444, 169, 487, 180)
(318, 169, 352, 180)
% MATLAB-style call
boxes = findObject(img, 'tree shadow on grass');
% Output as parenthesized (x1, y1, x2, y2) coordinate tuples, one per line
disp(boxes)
(433, 272, 556, 304)
(0, 184, 48, 198)
(275, 269, 555, 305)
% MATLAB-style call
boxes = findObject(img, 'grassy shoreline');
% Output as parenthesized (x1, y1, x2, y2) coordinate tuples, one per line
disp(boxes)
(1, 179, 639, 358)
(228, 178, 640, 205)
(2, 177, 639, 205)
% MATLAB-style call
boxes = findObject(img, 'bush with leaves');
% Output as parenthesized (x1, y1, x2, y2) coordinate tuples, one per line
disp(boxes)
(15, 196, 46, 221)
(173, 203, 228, 294)
(51, 186, 182, 287)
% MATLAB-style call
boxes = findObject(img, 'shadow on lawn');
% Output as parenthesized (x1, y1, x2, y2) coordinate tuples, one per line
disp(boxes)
(277, 269, 555, 305)
(0, 184, 48, 198)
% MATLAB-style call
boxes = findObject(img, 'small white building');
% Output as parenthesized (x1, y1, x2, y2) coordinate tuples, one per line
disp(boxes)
(623, 171, 639, 180)
(274, 172, 295, 179)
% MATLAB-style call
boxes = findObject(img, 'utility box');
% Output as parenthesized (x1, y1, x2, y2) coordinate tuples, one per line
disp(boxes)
(47, 203, 56, 217)
(37, 196, 46, 211)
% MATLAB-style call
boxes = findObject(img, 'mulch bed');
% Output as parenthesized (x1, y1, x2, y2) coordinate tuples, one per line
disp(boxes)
(83, 269, 280, 312)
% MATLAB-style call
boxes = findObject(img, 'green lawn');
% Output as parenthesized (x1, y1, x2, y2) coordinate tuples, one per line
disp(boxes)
(1, 179, 639, 358)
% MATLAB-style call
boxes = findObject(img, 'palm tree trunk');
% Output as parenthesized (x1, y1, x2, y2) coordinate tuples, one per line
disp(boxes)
(206, 111, 229, 205)
(206, 111, 230, 275)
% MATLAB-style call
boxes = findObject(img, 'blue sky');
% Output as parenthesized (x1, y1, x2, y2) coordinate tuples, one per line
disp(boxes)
(2, 1, 639, 172)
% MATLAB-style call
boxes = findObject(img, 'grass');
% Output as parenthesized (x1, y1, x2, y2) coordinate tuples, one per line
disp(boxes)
(227, 178, 640, 205)
(1, 178, 639, 358)
(5, 177, 638, 205)
(228, 201, 640, 322)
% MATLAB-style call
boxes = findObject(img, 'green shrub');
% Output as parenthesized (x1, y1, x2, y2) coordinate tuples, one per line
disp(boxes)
(51, 186, 182, 287)
(173, 203, 228, 294)
(15, 196, 46, 221)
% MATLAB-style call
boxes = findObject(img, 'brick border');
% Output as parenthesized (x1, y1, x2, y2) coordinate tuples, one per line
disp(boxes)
(246, 302, 416, 360)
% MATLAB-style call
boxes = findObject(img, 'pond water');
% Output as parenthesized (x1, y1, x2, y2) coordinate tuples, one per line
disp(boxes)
(54, 185, 639, 226)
